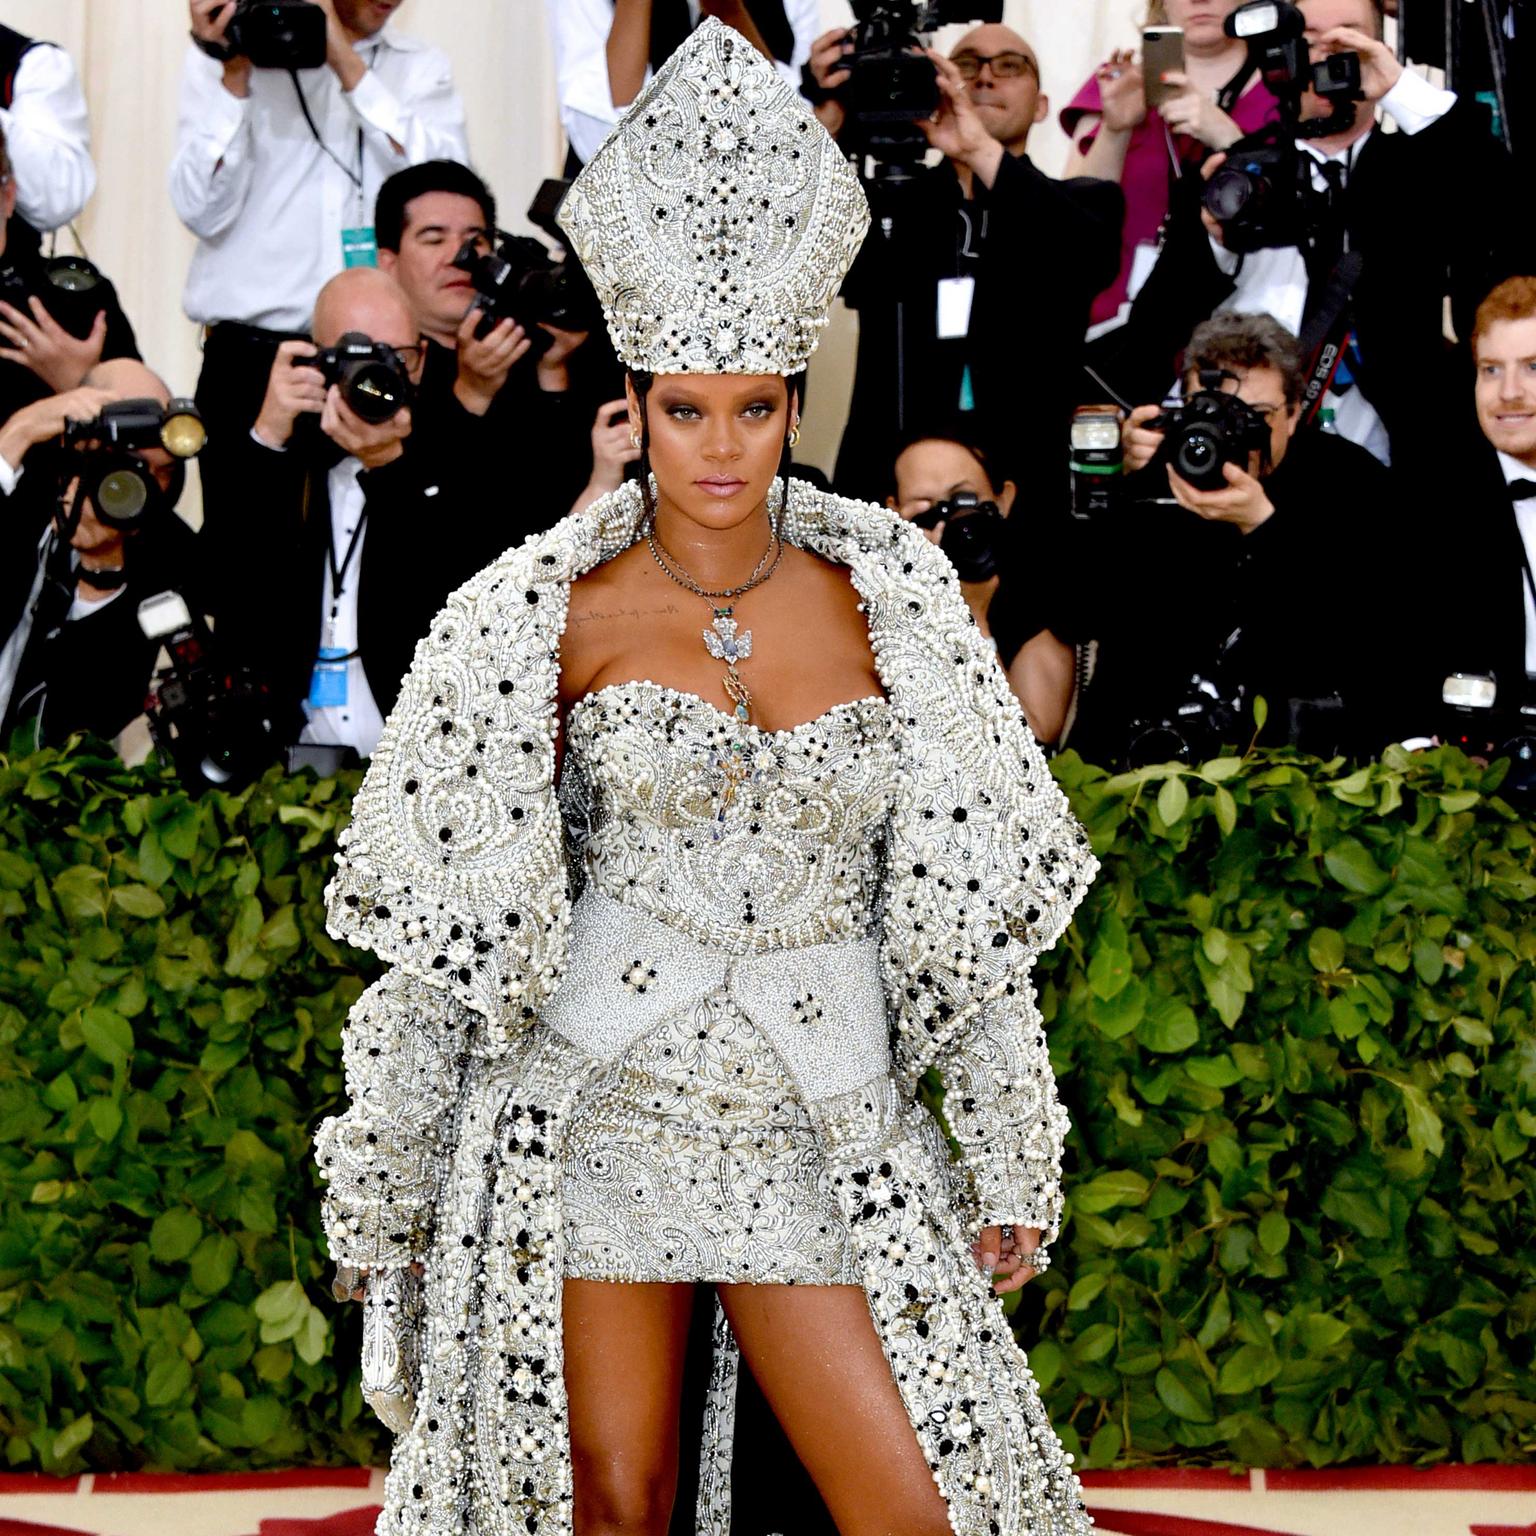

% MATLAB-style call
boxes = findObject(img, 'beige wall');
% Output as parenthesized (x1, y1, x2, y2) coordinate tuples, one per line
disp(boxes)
(0, 0, 1142, 481)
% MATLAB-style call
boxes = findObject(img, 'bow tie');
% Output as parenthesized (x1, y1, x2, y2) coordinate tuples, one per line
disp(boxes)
(1510, 479, 1536, 503)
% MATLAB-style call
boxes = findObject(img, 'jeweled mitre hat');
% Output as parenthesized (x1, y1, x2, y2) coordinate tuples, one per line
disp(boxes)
(557, 17, 870, 376)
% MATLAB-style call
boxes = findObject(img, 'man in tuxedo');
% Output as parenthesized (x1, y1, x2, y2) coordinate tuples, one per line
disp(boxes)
(210, 266, 490, 763)
(1110, 0, 1534, 473)
(1424, 275, 1536, 723)
(821, 25, 1124, 505)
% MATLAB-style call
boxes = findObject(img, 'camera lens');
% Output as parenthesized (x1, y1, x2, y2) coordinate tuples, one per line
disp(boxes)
(1175, 429, 1219, 478)
(341, 361, 408, 424)
(44, 256, 101, 295)
(95, 466, 150, 525)
(1204, 166, 1259, 222)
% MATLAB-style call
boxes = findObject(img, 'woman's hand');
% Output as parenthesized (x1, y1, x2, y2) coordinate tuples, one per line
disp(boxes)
(1097, 49, 1148, 134)
(971, 1224, 1043, 1296)
(1158, 71, 1244, 149)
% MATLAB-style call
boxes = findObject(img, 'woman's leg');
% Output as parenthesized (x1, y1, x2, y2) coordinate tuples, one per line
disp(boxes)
(716, 1282, 954, 1536)
(562, 1278, 696, 1536)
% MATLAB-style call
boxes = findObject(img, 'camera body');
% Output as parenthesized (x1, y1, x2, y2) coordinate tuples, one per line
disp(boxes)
(138, 591, 281, 796)
(62, 398, 206, 529)
(829, 1, 1003, 173)
(308, 332, 414, 424)
(1202, 0, 1363, 252)
(1149, 387, 1272, 492)
(1125, 672, 1248, 767)
(218, 0, 328, 70)
(0, 255, 108, 342)
(450, 178, 601, 351)
(914, 491, 1007, 582)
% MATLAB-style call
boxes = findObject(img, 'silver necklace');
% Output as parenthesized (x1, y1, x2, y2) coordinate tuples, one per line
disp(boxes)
(645, 506, 787, 835)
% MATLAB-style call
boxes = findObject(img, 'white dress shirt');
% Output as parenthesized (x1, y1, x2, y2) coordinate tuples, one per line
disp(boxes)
(546, 0, 821, 165)
(0, 43, 95, 233)
(298, 457, 386, 756)
(1498, 451, 1536, 678)
(1211, 67, 1457, 466)
(169, 30, 469, 331)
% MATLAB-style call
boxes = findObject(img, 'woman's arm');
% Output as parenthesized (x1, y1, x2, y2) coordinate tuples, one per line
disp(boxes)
(313, 968, 477, 1273)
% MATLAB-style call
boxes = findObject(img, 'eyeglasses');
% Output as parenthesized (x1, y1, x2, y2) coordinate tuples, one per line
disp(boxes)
(389, 339, 427, 373)
(951, 50, 1038, 82)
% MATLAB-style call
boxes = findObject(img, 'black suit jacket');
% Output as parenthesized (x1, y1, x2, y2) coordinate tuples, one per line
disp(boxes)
(1102, 95, 1536, 463)
(1419, 437, 1532, 716)
(208, 428, 505, 745)
(1070, 427, 1395, 761)
(835, 152, 1124, 504)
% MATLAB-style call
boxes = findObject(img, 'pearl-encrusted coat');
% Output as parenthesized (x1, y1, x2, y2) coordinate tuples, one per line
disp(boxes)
(314, 479, 1098, 1534)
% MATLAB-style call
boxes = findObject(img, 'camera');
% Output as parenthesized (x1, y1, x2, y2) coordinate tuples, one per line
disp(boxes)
(1201, 0, 1363, 253)
(197, 0, 328, 70)
(138, 591, 282, 795)
(1069, 406, 1124, 522)
(62, 398, 206, 529)
(0, 254, 109, 342)
(812, 1, 1003, 179)
(1125, 671, 1248, 768)
(911, 491, 1007, 582)
(1441, 672, 1536, 798)
(450, 178, 603, 353)
(1149, 385, 1272, 493)
(308, 333, 414, 424)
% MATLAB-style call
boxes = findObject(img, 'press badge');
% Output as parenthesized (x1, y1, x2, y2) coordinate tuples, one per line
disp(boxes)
(309, 647, 349, 708)
(341, 226, 379, 268)
(936, 276, 975, 339)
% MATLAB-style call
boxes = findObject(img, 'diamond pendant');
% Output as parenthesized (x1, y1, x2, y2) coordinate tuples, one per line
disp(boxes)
(703, 607, 752, 666)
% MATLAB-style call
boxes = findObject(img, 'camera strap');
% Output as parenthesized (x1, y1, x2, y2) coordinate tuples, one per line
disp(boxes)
(288, 70, 365, 194)
(1296, 249, 1365, 429)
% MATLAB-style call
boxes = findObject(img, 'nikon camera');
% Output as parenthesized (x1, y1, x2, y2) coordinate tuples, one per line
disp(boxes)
(304, 333, 414, 424)
(1149, 388, 1272, 492)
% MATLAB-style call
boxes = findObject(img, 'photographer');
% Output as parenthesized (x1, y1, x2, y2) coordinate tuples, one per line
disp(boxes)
(0, 126, 139, 434)
(888, 428, 1076, 743)
(1120, 0, 1534, 470)
(210, 267, 496, 763)
(0, 359, 202, 754)
(374, 161, 630, 536)
(0, 23, 95, 248)
(170, 0, 469, 506)
(1072, 311, 1391, 764)
(547, 0, 821, 167)
(1060, 0, 1281, 333)
(825, 25, 1124, 508)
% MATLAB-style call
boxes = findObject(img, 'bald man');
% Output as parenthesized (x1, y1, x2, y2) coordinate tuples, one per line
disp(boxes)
(826, 20, 1124, 526)
(0, 355, 202, 752)
(212, 264, 486, 764)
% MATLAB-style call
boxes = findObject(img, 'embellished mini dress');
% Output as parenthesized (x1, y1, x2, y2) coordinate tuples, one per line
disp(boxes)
(549, 678, 909, 1284)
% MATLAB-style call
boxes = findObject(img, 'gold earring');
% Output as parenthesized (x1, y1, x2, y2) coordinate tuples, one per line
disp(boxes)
(630, 428, 642, 449)
(787, 423, 801, 448)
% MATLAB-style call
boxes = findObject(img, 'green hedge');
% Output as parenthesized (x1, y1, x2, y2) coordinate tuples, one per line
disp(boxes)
(0, 737, 1532, 1474)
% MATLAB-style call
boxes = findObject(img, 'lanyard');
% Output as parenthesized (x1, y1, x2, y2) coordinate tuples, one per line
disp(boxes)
(323, 504, 368, 660)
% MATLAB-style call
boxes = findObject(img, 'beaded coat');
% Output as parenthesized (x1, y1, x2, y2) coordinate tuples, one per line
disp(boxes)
(314, 477, 1098, 1535)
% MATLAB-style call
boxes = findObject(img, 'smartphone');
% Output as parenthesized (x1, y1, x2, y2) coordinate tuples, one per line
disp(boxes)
(1142, 26, 1186, 111)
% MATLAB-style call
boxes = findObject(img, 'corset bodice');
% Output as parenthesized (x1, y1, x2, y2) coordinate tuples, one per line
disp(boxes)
(558, 680, 899, 951)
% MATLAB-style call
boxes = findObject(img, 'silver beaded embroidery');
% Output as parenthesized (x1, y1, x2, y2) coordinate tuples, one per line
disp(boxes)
(315, 477, 1099, 1535)
(556, 18, 869, 376)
